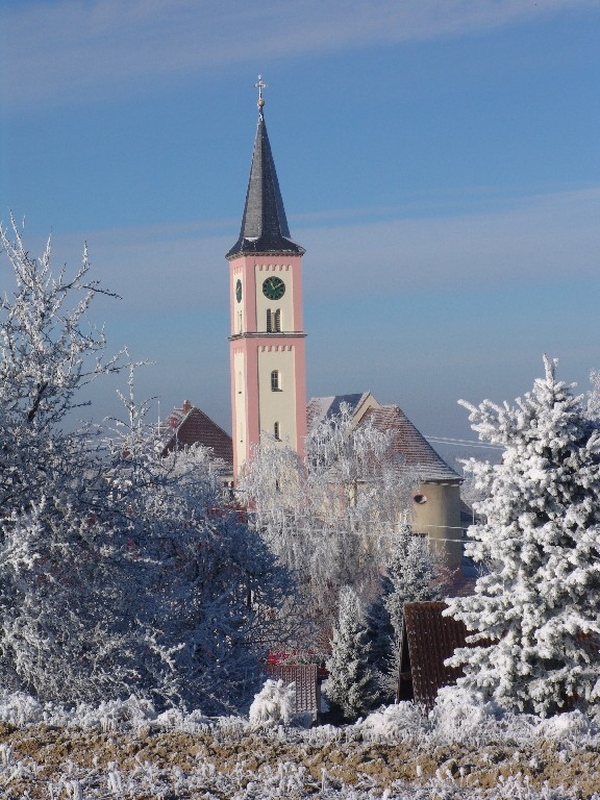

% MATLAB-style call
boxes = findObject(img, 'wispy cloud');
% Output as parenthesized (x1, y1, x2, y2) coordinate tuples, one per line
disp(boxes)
(297, 186, 600, 298)
(33, 182, 600, 433)
(2, 0, 596, 109)
(43, 184, 600, 319)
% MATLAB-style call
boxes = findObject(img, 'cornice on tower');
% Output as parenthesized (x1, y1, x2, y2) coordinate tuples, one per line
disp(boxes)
(226, 77, 304, 260)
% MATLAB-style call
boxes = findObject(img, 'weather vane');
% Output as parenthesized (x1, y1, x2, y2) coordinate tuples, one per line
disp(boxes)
(255, 75, 267, 111)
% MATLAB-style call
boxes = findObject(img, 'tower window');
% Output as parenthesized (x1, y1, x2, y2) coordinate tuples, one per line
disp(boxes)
(273, 421, 281, 440)
(271, 370, 281, 391)
(266, 309, 281, 333)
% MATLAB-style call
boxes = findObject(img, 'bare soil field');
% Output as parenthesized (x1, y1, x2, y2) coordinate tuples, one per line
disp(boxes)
(1, 721, 600, 798)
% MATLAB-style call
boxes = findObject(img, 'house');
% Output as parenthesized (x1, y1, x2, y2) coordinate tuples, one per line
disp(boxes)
(307, 393, 464, 568)
(159, 400, 234, 481)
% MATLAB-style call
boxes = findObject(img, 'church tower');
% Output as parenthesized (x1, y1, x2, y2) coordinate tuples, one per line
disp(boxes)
(226, 78, 307, 479)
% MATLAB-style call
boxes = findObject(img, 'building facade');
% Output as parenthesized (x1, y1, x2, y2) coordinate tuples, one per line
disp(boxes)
(224, 81, 464, 571)
(226, 81, 307, 479)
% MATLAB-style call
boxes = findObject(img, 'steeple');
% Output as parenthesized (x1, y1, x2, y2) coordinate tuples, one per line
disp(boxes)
(226, 77, 304, 259)
(225, 77, 308, 479)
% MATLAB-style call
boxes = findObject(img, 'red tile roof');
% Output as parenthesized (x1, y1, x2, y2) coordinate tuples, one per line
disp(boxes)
(363, 405, 460, 484)
(271, 664, 320, 718)
(161, 404, 233, 468)
(399, 601, 467, 710)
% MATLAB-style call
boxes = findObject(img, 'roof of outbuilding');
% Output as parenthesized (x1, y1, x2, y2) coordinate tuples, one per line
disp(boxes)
(160, 403, 233, 468)
(363, 404, 461, 484)
(226, 108, 304, 259)
(399, 601, 468, 710)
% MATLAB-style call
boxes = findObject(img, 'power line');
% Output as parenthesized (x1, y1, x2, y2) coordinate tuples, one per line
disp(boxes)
(426, 435, 502, 451)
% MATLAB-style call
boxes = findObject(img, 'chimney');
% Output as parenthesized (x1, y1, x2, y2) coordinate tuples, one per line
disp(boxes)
(182, 399, 193, 414)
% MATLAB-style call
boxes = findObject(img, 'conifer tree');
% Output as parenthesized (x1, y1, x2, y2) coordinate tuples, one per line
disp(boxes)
(385, 522, 440, 642)
(445, 357, 600, 717)
(364, 576, 395, 706)
(378, 522, 441, 701)
(365, 575, 394, 674)
(324, 585, 379, 720)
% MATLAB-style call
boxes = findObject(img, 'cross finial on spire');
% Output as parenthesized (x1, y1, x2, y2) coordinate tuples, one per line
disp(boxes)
(255, 75, 267, 112)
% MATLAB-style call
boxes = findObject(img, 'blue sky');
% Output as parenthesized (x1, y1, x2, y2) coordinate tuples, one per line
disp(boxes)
(1, 0, 599, 460)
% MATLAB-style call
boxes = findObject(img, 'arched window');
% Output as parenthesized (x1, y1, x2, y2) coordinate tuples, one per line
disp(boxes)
(271, 370, 281, 391)
(266, 309, 281, 333)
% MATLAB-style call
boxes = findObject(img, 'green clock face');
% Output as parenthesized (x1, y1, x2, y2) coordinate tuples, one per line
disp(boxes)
(262, 276, 286, 301)
(235, 279, 242, 303)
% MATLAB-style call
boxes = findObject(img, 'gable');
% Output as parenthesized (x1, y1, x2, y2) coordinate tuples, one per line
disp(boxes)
(161, 404, 233, 468)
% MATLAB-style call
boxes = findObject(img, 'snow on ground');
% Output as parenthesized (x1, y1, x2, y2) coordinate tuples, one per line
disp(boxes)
(1, 689, 600, 798)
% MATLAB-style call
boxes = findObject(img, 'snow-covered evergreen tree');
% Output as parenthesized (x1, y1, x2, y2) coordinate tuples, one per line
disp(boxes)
(324, 585, 379, 720)
(445, 357, 600, 717)
(385, 521, 441, 641)
(587, 369, 600, 422)
(374, 521, 441, 701)
(364, 576, 395, 705)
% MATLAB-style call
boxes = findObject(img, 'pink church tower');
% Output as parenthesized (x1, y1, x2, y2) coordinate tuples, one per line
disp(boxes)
(226, 78, 307, 479)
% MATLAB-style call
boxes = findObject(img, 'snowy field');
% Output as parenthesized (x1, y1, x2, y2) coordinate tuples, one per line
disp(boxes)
(1, 689, 600, 799)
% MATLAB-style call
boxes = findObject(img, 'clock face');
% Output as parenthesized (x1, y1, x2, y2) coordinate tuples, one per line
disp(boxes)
(235, 279, 242, 303)
(262, 276, 286, 301)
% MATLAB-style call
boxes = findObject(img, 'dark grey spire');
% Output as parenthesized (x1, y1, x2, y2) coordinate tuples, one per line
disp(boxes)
(226, 81, 304, 260)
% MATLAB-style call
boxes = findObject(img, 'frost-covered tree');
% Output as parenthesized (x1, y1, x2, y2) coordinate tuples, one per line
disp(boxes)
(324, 585, 379, 720)
(305, 405, 413, 570)
(385, 522, 441, 641)
(445, 357, 600, 717)
(242, 406, 415, 642)
(587, 369, 600, 422)
(363, 576, 395, 706)
(0, 216, 122, 514)
(0, 222, 292, 713)
(103, 394, 292, 713)
(362, 522, 442, 703)
(0, 217, 130, 700)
